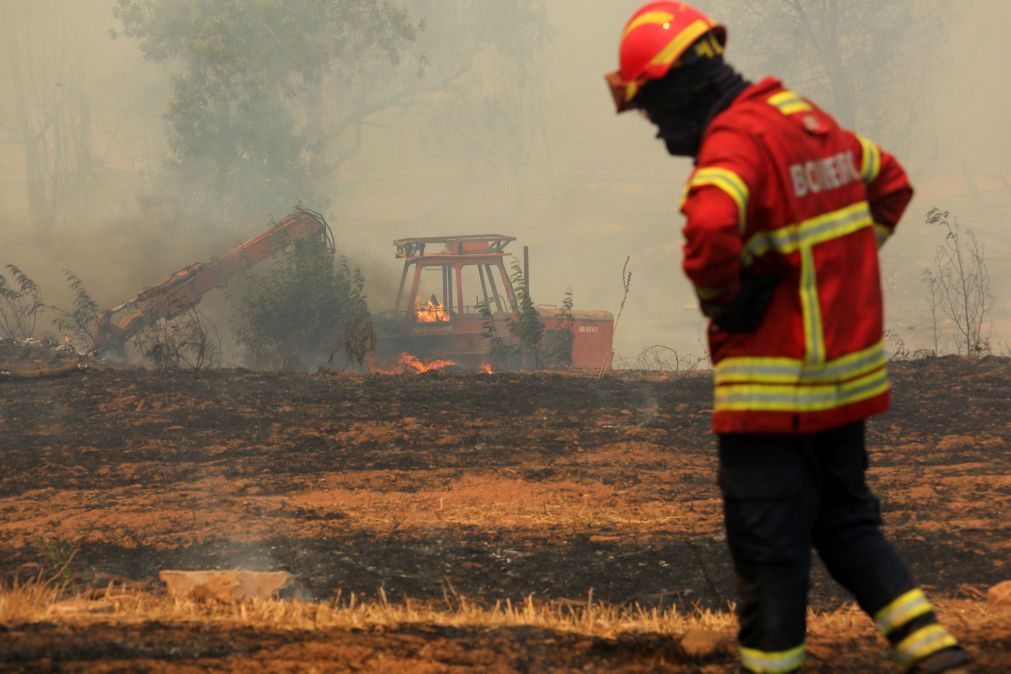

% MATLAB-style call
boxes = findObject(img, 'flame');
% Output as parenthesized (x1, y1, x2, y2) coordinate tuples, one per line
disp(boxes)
(480, 362, 494, 374)
(399, 353, 454, 373)
(368, 353, 455, 374)
(415, 299, 450, 323)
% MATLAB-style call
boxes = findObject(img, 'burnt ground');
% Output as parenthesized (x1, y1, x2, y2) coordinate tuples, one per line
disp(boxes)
(1, 356, 1009, 671)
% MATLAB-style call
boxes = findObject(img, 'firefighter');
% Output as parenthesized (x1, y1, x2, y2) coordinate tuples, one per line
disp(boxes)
(605, 3, 970, 673)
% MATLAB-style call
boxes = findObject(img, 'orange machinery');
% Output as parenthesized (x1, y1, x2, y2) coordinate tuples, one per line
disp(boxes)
(373, 234, 614, 369)
(93, 208, 333, 355)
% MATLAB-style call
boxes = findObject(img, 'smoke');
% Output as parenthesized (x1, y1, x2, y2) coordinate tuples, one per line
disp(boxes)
(1, 0, 1009, 362)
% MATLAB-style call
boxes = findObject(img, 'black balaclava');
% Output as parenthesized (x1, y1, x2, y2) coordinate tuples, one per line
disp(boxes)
(635, 56, 750, 158)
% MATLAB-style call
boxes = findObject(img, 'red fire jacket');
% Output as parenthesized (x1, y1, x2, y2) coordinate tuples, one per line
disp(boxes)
(681, 77, 913, 434)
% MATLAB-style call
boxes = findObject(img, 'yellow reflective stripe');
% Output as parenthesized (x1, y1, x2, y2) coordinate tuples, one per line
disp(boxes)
(857, 134, 881, 183)
(739, 644, 806, 673)
(625, 80, 640, 103)
(875, 589, 933, 635)
(799, 246, 825, 364)
(715, 341, 886, 385)
(895, 625, 958, 666)
(622, 10, 675, 40)
(689, 167, 749, 230)
(778, 101, 812, 115)
(715, 366, 889, 413)
(695, 285, 727, 301)
(874, 223, 891, 248)
(768, 90, 812, 115)
(741, 202, 872, 366)
(650, 19, 711, 69)
(692, 32, 724, 59)
(743, 201, 872, 262)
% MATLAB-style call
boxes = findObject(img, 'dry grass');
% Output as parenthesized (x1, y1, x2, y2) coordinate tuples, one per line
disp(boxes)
(3, 577, 1006, 646)
(0, 576, 66, 623)
(0, 576, 733, 636)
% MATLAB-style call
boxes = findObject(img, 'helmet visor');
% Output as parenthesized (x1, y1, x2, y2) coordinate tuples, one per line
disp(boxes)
(605, 71, 638, 114)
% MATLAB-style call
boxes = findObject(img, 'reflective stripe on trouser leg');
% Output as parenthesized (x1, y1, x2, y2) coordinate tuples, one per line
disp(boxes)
(895, 625, 958, 669)
(873, 588, 960, 668)
(740, 644, 805, 673)
(874, 588, 933, 634)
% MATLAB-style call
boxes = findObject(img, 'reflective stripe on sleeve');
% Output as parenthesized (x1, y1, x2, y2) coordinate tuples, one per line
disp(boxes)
(767, 90, 813, 115)
(714, 366, 889, 413)
(875, 589, 934, 635)
(743, 201, 872, 263)
(688, 167, 750, 230)
(874, 223, 892, 248)
(739, 644, 806, 673)
(714, 341, 887, 386)
(857, 134, 882, 183)
(895, 625, 958, 667)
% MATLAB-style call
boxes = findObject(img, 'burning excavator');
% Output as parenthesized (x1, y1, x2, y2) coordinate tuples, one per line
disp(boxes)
(91, 209, 614, 371)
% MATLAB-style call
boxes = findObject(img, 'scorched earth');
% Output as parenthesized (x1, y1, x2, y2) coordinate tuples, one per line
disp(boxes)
(0, 355, 1009, 672)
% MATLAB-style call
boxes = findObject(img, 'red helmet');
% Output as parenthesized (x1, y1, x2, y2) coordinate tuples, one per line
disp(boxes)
(605, 2, 726, 114)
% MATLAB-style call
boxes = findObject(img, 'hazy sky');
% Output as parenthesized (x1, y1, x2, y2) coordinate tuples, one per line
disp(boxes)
(1, 0, 1009, 363)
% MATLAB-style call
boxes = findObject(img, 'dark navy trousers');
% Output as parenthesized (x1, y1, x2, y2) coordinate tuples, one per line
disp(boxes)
(718, 421, 940, 664)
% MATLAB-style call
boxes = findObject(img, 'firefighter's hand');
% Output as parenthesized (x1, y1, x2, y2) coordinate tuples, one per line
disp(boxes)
(703, 274, 780, 333)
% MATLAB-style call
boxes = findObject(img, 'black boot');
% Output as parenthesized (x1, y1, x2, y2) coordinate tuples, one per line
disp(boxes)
(907, 646, 971, 674)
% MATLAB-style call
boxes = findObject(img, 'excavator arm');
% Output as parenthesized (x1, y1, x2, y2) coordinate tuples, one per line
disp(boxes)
(94, 208, 334, 355)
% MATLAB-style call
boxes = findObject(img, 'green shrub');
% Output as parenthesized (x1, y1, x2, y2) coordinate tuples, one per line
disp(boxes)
(231, 239, 374, 370)
(544, 288, 574, 369)
(0, 265, 43, 339)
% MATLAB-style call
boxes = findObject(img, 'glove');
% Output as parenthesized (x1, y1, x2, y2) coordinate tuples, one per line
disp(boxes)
(703, 273, 780, 333)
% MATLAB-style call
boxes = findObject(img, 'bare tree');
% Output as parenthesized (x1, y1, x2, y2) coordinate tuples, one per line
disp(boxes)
(924, 207, 992, 358)
(597, 257, 630, 379)
(112, 0, 552, 219)
(0, 1, 98, 233)
(134, 307, 220, 373)
(921, 267, 942, 356)
(707, 0, 949, 159)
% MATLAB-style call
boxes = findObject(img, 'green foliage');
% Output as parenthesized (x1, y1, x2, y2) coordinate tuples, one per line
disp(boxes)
(508, 262, 544, 370)
(478, 300, 517, 369)
(232, 239, 374, 371)
(31, 534, 80, 585)
(111, 0, 553, 218)
(50, 270, 99, 352)
(544, 288, 574, 369)
(0, 265, 43, 339)
(112, 0, 420, 216)
(476, 263, 550, 371)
